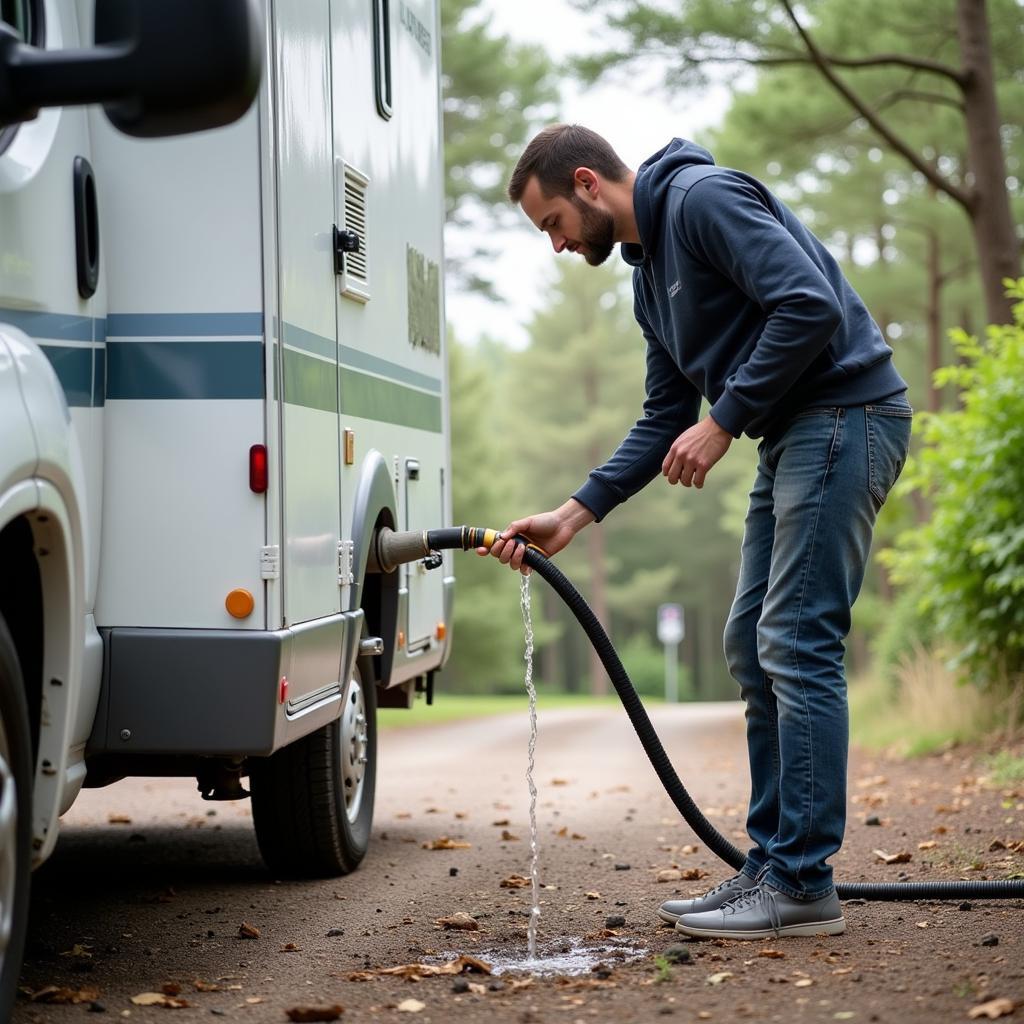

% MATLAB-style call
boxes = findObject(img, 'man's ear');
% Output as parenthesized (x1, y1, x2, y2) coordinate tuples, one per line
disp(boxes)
(574, 167, 600, 197)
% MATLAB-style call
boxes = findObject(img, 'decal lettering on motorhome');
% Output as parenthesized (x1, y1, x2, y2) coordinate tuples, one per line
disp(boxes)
(400, 2, 431, 56)
(407, 245, 441, 355)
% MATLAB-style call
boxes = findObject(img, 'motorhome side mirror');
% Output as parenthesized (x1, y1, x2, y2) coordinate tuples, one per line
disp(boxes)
(0, 0, 262, 137)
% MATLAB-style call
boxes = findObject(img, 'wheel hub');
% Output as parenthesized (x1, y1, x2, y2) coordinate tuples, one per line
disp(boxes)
(340, 677, 368, 823)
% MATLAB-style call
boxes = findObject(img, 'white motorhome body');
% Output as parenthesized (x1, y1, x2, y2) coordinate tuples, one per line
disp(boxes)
(0, 0, 450, 1006)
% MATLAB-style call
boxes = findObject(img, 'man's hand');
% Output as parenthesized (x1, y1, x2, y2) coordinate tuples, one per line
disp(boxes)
(479, 499, 596, 574)
(662, 415, 733, 488)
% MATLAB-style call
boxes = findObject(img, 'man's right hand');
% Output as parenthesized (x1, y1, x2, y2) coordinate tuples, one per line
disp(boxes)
(480, 499, 596, 573)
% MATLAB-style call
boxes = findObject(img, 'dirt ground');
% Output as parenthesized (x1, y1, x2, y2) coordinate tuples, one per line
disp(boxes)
(13, 702, 1024, 1024)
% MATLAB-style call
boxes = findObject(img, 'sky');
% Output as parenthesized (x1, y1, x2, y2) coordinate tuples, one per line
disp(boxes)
(444, 0, 732, 349)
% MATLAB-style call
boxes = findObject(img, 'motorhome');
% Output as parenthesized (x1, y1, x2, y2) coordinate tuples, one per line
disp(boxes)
(0, 0, 452, 1011)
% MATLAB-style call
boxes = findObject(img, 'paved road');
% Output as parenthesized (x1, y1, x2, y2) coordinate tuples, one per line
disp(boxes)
(14, 701, 1023, 1023)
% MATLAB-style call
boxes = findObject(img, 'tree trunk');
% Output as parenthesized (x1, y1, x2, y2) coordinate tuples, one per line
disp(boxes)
(956, 0, 1020, 323)
(926, 225, 943, 413)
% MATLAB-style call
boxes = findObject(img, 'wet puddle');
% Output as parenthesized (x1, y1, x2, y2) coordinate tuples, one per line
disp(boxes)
(484, 937, 648, 977)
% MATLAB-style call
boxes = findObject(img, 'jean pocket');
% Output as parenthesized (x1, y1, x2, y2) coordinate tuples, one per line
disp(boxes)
(866, 408, 913, 506)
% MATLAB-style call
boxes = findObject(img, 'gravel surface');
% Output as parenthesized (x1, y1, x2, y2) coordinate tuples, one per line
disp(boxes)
(14, 702, 1024, 1023)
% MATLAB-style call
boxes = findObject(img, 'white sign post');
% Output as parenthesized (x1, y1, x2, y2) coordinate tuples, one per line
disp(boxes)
(657, 603, 685, 703)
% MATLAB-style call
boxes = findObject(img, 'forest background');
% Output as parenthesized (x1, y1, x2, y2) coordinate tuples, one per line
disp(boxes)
(435, 0, 1024, 751)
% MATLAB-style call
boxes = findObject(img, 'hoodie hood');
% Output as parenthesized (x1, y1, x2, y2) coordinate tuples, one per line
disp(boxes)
(621, 138, 715, 266)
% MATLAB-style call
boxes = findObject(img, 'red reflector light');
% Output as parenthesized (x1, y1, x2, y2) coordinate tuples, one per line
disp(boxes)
(279, 676, 289, 704)
(249, 444, 268, 493)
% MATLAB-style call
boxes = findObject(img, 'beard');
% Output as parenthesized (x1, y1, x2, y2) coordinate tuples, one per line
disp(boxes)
(570, 194, 616, 267)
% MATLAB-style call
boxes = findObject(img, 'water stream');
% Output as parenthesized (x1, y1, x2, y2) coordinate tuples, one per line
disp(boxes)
(520, 572, 541, 959)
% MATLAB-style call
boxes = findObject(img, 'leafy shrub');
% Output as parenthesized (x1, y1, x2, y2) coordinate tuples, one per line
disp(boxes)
(882, 280, 1024, 708)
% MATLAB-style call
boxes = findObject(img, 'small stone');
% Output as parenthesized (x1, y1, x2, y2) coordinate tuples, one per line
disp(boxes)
(89, 1002, 107, 1013)
(979, 933, 999, 947)
(614, 863, 631, 871)
(326, 928, 345, 937)
(865, 816, 882, 827)
(449, 867, 459, 877)
(211, 1010, 227, 1017)
(663, 944, 692, 965)
(451, 978, 470, 993)
(605, 914, 626, 928)
(659, 1008, 675, 1016)
(958, 901, 973, 911)
(489, 981, 505, 991)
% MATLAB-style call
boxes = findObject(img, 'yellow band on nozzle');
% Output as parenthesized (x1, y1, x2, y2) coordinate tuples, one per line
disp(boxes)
(482, 528, 498, 548)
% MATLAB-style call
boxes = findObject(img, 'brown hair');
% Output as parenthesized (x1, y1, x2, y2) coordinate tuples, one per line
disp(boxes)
(507, 124, 630, 203)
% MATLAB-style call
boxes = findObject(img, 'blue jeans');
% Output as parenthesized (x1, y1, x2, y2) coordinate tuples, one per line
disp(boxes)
(724, 400, 912, 900)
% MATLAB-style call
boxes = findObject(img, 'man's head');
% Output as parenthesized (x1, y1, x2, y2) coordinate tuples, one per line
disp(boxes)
(508, 124, 635, 267)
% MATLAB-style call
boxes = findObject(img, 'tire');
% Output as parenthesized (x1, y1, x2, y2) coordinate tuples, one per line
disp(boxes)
(0, 615, 33, 1021)
(250, 662, 377, 877)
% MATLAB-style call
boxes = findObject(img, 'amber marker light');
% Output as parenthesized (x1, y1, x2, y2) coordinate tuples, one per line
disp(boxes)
(435, 621, 446, 641)
(397, 630, 406, 649)
(225, 588, 255, 619)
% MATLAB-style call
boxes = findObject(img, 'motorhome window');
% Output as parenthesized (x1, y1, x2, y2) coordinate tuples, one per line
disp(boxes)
(0, 0, 42, 154)
(373, 0, 392, 120)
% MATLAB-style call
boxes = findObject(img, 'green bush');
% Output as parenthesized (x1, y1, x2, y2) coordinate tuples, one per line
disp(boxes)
(617, 631, 692, 700)
(882, 279, 1024, 706)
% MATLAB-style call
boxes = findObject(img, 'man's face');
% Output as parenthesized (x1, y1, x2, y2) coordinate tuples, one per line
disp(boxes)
(520, 175, 616, 267)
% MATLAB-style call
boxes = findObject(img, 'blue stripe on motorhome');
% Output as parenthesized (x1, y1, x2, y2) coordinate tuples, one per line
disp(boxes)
(0, 308, 94, 341)
(106, 312, 264, 338)
(282, 321, 336, 360)
(107, 341, 264, 399)
(40, 345, 93, 407)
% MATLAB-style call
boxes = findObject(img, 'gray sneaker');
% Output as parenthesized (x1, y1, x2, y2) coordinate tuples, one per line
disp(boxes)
(676, 882, 845, 940)
(656, 872, 759, 925)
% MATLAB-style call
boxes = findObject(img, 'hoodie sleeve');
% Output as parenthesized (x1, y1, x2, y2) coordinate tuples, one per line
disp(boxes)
(572, 294, 700, 522)
(678, 174, 844, 438)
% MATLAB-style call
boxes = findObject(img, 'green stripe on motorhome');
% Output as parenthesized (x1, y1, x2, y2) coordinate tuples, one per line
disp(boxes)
(339, 344, 441, 394)
(282, 347, 337, 413)
(341, 370, 442, 432)
(107, 341, 264, 399)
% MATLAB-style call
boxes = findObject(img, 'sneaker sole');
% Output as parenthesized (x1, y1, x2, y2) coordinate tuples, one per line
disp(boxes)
(657, 907, 683, 925)
(675, 916, 846, 940)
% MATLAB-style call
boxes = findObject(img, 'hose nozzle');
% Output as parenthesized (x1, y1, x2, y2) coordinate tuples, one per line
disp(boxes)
(370, 525, 501, 573)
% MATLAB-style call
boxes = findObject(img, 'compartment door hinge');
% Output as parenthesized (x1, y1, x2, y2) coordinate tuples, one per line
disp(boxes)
(260, 545, 280, 581)
(338, 540, 354, 588)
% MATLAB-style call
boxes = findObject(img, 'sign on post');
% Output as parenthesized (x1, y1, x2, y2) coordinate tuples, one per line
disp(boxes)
(657, 603, 685, 703)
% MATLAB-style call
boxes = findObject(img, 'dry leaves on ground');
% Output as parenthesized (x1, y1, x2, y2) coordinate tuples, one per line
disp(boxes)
(500, 874, 531, 888)
(28, 987, 100, 1005)
(873, 849, 913, 864)
(554, 826, 586, 840)
(130, 991, 190, 1008)
(968, 998, 1017, 1020)
(422, 836, 471, 850)
(285, 1005, 344, 1022)
(435, 912, 479, 931)
(367, 955, 492, 980)
(238, 921, 260, 939)
(500, 830, 520, 841)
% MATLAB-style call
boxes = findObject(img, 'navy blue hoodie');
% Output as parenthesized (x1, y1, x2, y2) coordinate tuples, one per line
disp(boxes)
(572, 139, 906, 522)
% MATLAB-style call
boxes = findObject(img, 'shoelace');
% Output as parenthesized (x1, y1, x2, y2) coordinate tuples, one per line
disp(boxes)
(721, 883, 784, 936)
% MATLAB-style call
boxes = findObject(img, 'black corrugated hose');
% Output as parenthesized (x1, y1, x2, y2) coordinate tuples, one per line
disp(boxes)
(421, 526, 1024, 903)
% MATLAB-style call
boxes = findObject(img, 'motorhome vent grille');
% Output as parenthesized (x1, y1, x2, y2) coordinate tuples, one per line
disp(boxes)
(341, 161, 370, 302)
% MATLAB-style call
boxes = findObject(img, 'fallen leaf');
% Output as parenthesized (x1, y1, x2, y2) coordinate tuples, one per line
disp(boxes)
(707, 971, 734, 985)
(492, 819, 510, 826)
(872, 849, 912, 864)
(794, 978, 814, 988)
(918, 840, 938, 850)
(29, 987, 101, 1005)
(162, 983, 183, 996)
(758, 950, 786, 959)
(60, 943, 93, 959)
(680, 867, 708, 880)
(968, 998, 1016, 1020)
(551, 779, 569, 786)
(397, 998, 426, 1013)
(656, 869, 682, 882)
(131, 991, 190, 1008)
(572, 832, 586, 840)
(501, 830, 520, 841)
(193, 980, 220, 992)
(500, 875, 531, 889)
(422, 836, 471, 850)
(435, 912, 479, 931)
(246, 996, 264, 1004)
(376, 956, 492, 979)
(281, 942, 302, 952)
(285, 1006, 345, 1022)
(238, 922, 260, 939)
(108, 813, 132, 824)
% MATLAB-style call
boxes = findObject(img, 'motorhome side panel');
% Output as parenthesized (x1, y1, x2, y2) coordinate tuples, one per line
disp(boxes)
(331, 0, 451, 665)
(89, 107, 267, 632)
